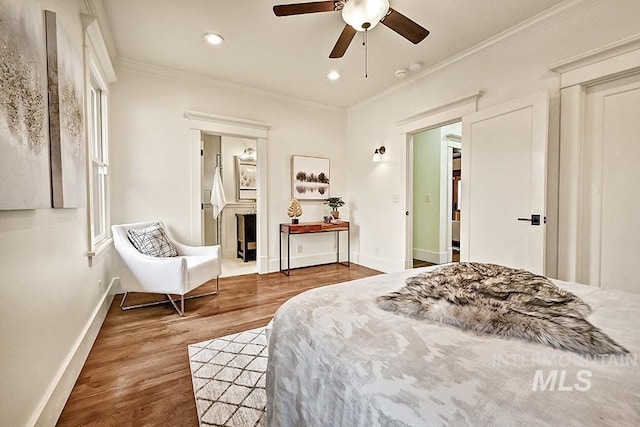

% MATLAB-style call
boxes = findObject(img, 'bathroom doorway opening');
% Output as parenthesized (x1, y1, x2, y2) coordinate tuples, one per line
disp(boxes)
(202, 132, 258, 277)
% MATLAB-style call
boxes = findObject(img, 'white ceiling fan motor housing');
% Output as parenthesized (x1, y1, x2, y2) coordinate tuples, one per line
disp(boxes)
(342, 0, 390, 31)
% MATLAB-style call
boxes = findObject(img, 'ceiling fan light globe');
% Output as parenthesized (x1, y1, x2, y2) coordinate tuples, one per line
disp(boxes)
(342, 0, 389, 32)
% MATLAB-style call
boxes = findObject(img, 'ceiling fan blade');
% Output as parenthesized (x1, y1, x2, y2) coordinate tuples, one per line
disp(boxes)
(329, 24, 357, 58)
(273, 1, 339, 17)
(381, 8, 430, 44)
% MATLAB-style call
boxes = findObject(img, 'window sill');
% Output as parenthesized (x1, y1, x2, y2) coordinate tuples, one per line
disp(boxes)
(88, 237, 113, 259)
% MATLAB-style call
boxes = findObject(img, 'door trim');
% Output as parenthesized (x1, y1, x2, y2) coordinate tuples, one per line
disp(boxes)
(554, 39, 640, 282)
(185, 111, 271, 274)
(400, 92, 481, 269)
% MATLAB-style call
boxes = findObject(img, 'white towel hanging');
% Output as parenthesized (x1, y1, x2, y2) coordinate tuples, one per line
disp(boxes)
(211, 166, 227, 219)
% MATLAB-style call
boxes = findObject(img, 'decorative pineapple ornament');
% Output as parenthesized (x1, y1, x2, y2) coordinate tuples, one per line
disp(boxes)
(287, 198, 302, 224)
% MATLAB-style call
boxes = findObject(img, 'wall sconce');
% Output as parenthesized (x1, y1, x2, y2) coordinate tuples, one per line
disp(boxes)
(372, 146, 386, 162)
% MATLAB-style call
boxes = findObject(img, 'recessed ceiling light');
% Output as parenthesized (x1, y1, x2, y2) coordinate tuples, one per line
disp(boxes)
(327, 70, 341, 81)
(203, 33, 224, 46)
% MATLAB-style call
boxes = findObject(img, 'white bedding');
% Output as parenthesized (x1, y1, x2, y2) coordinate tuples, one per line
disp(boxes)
(266, 267, 640, 426)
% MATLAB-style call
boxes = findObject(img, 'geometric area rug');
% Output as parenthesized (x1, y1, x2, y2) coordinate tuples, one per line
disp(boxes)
(188, 327, 267, 426)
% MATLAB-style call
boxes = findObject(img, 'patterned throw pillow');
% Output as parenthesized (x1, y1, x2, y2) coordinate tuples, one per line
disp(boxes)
(127, 223, 178, 257)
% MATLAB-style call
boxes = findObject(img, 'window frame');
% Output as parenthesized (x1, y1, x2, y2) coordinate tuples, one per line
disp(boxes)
(88, 76, 109, 249)
(85, 28, 113, 260)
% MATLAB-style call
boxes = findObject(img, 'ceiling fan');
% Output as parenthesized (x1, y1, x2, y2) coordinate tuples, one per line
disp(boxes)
(273, 0, 430, 59)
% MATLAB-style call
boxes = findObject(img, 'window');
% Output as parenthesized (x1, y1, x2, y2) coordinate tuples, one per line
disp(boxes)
(88, 75, 109, 251)
(84, 20, 116, 260)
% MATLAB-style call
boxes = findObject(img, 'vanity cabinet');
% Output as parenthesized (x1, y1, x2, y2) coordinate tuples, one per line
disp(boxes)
(236, 213, 256, 262)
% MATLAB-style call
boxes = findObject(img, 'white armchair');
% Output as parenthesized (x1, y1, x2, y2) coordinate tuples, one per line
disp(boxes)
(112, 221, 221, 316)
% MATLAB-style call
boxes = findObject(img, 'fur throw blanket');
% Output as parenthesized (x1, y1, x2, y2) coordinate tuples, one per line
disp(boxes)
(376, 263, 628, 355)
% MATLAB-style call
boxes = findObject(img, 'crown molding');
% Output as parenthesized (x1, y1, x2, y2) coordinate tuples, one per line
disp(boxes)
(349, 0, 587, 112)
(117, 58, 346, 115)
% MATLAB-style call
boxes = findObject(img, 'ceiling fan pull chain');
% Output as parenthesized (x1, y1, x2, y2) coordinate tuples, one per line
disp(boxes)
(363, 28, 368, 78)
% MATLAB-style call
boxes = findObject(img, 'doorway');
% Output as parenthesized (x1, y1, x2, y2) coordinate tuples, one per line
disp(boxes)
(185, 110, 270, 276)
(202, 133, 258, 277)
(411, 121, 462, 268)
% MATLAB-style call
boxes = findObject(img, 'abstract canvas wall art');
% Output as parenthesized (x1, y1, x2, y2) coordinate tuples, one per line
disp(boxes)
(0, 0, 50, 209)
(291, 155, 330, 200)
(45, 10, 86, 208)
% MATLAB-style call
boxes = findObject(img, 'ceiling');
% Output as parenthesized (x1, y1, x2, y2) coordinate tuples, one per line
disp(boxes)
(100, 0, 566, 109)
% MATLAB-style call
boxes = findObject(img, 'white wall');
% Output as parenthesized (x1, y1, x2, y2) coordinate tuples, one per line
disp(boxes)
(109, 67, 348, 271)
(0, 0, 115, 425)
(347, 0, 640, 273)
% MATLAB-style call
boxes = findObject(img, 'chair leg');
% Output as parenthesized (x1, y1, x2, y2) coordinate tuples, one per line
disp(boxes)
(120, 292, 129, 310)
(118, 277, 220, 316)
(165, 294, 184, 316)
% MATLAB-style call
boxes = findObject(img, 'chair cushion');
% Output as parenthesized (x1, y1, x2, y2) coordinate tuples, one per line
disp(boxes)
(127, 223, 178, 257)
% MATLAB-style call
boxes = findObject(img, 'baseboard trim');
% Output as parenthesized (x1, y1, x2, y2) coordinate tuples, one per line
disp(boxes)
(30, 278, 117, 426)
(267, 251, 352, 273)
(352, 252, 404, 273)
(413, 248, 447, 264)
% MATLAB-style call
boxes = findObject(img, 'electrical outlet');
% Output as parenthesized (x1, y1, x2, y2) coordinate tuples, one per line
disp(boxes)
(425, 194, 431, 202)
(297, 244, 303, 253)
(97, 280, 102, 291)
(374, 247, 379, 256)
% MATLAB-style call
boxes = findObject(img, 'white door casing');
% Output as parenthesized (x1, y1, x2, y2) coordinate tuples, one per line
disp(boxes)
(399, 91, 482, 269)
(461, 92, 549, 274)
(580, 73, 640, 292)
(552, 35, 640, 290)
(184, 111, 271, 274)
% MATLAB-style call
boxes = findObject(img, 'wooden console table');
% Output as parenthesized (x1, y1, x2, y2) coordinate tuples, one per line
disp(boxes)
(279, 221, 350, 276)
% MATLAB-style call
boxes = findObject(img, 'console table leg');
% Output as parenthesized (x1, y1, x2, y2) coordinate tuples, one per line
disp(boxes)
(287, 232, 291, 276)
(348, 228, 350, 266)
(279, 231, 282, 273)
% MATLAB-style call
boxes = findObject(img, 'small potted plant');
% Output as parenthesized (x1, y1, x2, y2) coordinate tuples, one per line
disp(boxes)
(325, 196, 345, 219)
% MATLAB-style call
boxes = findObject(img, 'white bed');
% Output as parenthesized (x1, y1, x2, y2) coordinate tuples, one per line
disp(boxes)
(266, 267, 640, 426)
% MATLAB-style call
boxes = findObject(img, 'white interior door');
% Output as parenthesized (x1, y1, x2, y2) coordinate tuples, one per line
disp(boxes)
(581, 72, 640, 292)
(461, 92, 549, 274)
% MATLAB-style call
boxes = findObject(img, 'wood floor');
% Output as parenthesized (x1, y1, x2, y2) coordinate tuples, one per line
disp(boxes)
(57, 263, 381, 426)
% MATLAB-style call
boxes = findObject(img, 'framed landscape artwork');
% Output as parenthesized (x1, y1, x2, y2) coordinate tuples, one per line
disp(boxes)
(0, 0, 50, 209)
(291, 155, 330, 200)
(236, 157, 256, 201)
